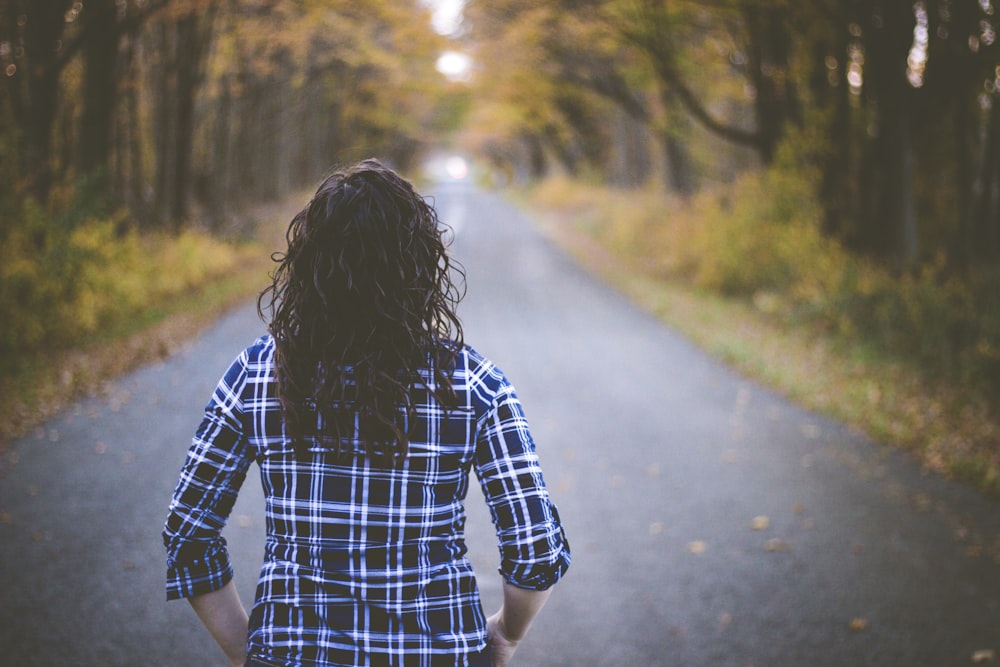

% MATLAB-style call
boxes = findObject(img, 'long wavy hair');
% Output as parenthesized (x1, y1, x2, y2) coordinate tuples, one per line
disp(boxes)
(257, 159, 465, 461)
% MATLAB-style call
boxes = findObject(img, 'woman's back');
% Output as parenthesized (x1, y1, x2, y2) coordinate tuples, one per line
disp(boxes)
(163, 160, 569, 667)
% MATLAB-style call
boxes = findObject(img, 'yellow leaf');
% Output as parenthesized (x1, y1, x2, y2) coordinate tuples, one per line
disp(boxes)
(848, 618, 869, 632)
(688, 540, 707, 554)
(765, 538, 792, 552)
(750, 515, 770, 531)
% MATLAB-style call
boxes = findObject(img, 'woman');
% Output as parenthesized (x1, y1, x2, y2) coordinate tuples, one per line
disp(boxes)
(163, 159, 570, 667)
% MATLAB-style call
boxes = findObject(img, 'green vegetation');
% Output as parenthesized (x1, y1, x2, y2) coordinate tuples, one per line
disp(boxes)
(0, 0, 459, 447)
(460, 0, 1000, 494)
(527, 170, 1000, 493)
(0, 191, 284, 446)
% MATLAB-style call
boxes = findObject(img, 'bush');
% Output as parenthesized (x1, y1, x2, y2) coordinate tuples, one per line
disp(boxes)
(0, 199, 243, 369)
(532, 167, 1000, 398)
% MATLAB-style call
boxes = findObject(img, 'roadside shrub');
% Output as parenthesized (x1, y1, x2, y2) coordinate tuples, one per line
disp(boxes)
(531, 167, 1000, 398)
(0, 200, 243, 368)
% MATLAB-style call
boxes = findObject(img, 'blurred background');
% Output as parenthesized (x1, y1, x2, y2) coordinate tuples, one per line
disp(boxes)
(1, 0, 999, 487)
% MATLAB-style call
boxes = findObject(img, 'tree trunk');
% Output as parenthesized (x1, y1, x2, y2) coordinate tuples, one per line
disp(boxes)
(811, 3, 853, 239)
(861, 0, 919, 266)
(78, 0, 120, 182)
(152, 20, 177, 227)
(978, 96, 1000, 262)
(208, 73, 233, 228)
(18, 1, 74, 200)
(610, 108, 653, 187)
(742, 3, 799, 164)
(953, 83, 974, 268)
(171, 13, 203, 223)
(658, 88, 697, 196)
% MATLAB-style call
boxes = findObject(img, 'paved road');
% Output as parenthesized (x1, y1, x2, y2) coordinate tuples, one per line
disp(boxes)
(3, 181, 1000, 666)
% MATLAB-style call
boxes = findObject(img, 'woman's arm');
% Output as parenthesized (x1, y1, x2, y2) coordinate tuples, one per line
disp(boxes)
(486, 581, 553, 667)
(188, 579, 249, 667)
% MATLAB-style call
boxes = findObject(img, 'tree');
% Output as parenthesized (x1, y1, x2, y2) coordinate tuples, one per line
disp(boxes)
(1, 0, 78, 199)
(78, 0, 171, 182)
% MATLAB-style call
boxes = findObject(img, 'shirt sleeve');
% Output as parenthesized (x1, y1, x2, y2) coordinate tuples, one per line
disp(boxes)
(474, 376, 571, 591)
(162, 349, 253, 600)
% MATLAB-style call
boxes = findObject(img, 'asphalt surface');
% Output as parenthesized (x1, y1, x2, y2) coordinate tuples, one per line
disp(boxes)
(3, 181, 1000, 666)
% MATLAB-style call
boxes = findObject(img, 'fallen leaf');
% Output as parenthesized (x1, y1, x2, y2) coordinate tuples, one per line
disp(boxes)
(765, 538, 792, 552)
(750, 516, 770, 531)
(848, 617, 869, 632)
(649, 521, 664, 536)
(972, 649, 996, 663)
(688, 540, 707, 555)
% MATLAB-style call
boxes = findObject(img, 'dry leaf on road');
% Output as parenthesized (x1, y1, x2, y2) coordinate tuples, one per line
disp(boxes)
(765, 538, 792, 552)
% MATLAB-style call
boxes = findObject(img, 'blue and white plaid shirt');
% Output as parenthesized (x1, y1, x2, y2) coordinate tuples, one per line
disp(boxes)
(163, 335, 570, 666)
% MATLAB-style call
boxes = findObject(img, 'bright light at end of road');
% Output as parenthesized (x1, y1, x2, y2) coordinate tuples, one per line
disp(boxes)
(445, 156, 468, 180)
(437, 51, 471, 82)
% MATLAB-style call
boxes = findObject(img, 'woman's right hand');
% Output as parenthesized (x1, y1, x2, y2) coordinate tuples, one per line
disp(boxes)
(486, 612, 519, 667)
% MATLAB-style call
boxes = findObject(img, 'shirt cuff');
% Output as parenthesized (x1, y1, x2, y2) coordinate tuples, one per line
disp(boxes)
(498, 520, 572, 592)
(165, 545, 234, 601)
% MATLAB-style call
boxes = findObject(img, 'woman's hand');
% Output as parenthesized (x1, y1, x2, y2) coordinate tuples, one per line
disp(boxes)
(486, 612, 520, 667)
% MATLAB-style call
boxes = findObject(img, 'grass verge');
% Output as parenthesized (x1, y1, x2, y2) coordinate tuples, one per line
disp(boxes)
(0, 195, 303, 449)
(525, 187, 1000, 496)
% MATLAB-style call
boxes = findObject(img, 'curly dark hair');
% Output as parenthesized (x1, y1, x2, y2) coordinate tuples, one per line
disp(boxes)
(257, 159, 465, 462)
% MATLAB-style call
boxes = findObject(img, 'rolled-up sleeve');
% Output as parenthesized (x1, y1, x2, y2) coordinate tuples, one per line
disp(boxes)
(163, 351, 252, 600)
(474, 379, 570, 591)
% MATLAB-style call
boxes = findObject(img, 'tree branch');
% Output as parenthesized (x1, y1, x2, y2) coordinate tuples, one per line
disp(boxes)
(618, 1, 761, 150)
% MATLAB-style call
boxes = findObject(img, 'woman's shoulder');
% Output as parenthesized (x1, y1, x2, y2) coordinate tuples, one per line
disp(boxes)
(454, 343, 511, 393)
(455, 342, 492, 374)
(241, 333, 277, 366)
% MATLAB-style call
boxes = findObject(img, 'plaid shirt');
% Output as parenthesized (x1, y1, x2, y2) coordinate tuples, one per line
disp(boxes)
(163, 335, 570, 666)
